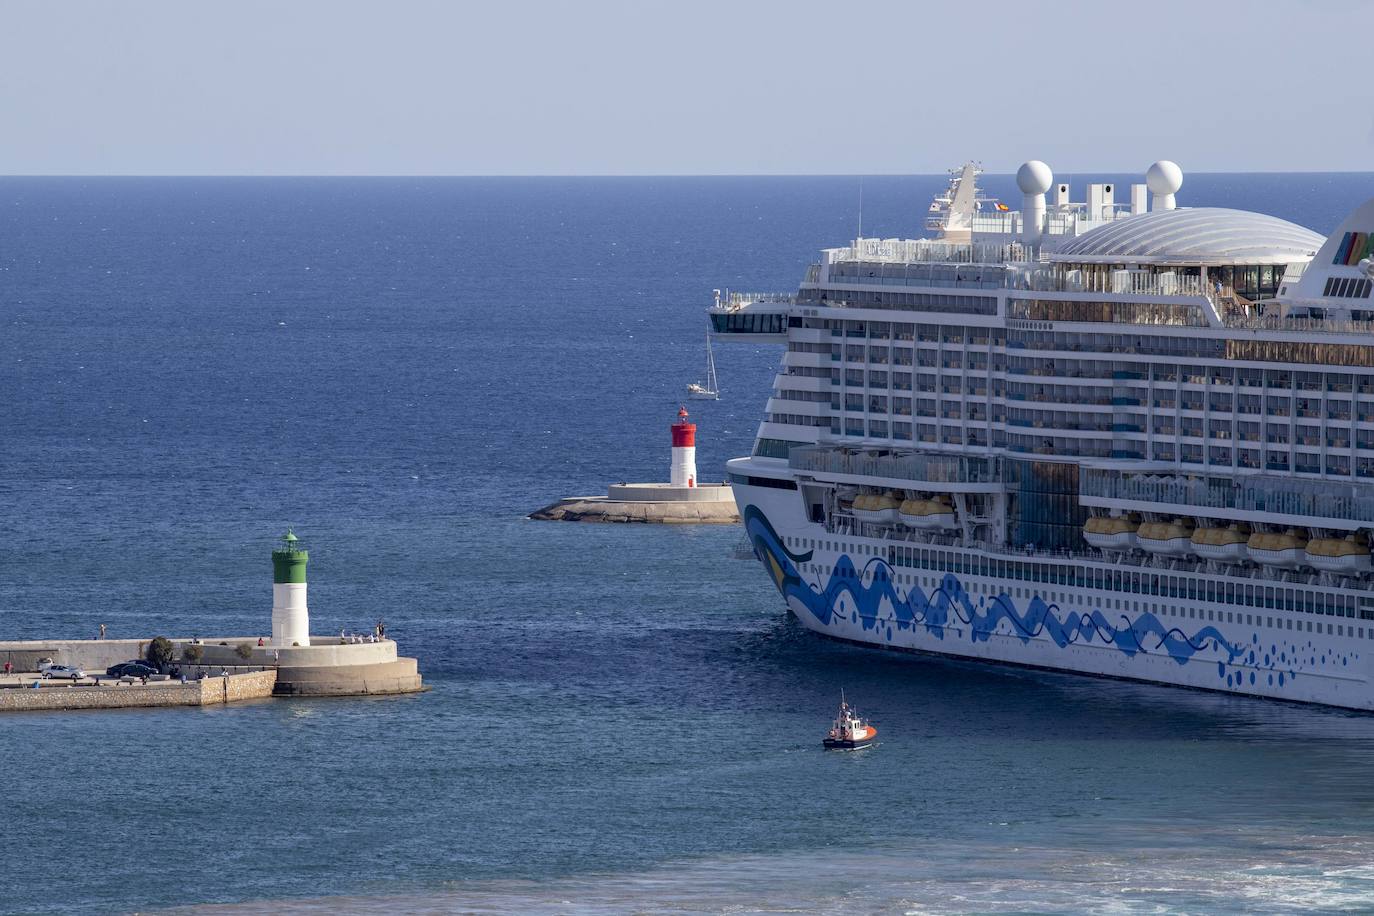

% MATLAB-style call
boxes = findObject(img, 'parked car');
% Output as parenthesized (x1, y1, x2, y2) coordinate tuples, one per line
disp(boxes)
(106, 662, 157, 678)
(36, 658, 56, 672)
(41, 665, 85, 680)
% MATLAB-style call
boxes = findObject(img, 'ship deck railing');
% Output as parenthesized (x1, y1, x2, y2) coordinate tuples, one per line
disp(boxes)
(1222, 314, 1374, 334)
(788, 446, 998, 485)
(1081, 468, 1374, 527)
(830, 238, 1029, 265)
(712, 291, 797, 312)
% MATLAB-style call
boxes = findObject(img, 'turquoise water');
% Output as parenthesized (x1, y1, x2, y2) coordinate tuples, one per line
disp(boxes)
(5, 174, 1374, 914)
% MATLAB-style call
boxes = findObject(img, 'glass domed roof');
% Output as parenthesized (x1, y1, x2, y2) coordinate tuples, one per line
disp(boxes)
(1053, 208, 1324, 264)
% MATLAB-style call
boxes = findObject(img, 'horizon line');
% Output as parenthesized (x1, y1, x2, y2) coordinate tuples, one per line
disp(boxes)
(1, 169, 1373, 179)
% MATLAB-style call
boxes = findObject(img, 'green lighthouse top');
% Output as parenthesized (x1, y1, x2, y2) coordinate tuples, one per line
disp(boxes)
(274, 528, 304, 552)
(272, 529, 309, 583)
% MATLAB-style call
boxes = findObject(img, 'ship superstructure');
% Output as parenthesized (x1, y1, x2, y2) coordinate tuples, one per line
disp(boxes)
(716, 160, 1374, 710)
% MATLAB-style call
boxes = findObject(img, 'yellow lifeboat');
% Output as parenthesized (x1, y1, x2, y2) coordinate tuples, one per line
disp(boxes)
(1136, 518, 1194, 556)
(1190, 524, 1250, 562)
(1306, 533, 1372, 575)
(852, 491, 901, 525)
(1083, 515, 1138, 550)
(899, 494, 956, 529)
(898, 498, 929, 528)
(1247, 529, 1309, 569)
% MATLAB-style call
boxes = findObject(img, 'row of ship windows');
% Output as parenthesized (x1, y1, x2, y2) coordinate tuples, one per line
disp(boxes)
(772, 396, 1374, 427)
(796, 289, 997, 316)
(802, 357, 1374, 401)
(762, 419, 1374, 475)
(810, 350, 1374, 395)
(816, 321, 1226, 361)
(777, 387, 1374, 427)
(791, 386, 1374, 421)
(810, 320, 1001, 345)
(1002, 360, 1374, 390)
(771, 404, 1374, 448)
(783, 382, 1374, 421)
(1322, 276, 1374, 299)
(817, 319, 1374, 371)
(1009, 299, 1209, 327)
(1009, 330, 1225, 359)
(783, 537, 1372, 621)
(773, 406, 1374, 445)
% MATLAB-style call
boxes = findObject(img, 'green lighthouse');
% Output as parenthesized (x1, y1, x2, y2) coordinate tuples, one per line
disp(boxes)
(271, 529, 311, 646)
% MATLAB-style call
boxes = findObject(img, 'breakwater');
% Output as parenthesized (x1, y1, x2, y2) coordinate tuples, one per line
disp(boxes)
(0, 635, 424, 710)
(0, 669, 277, 712)
(531, 484, 739, 523)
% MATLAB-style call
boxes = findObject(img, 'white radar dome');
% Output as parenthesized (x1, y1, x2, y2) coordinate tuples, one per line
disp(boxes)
(1146, 160, 1183, 195)
(1016, 160, 1053, 195)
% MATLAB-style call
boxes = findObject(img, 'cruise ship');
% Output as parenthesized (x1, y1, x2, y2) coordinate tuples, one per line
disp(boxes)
(716, 160, 1374, 710)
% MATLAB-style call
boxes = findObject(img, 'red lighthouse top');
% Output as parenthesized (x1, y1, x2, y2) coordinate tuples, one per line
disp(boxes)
(671, 406, 696, 447)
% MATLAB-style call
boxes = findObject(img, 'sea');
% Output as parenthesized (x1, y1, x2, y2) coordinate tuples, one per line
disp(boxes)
(5, 171, 1374, 915)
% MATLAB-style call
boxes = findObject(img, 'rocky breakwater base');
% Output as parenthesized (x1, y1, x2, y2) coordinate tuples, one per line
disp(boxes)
(531, 482, 739, 524)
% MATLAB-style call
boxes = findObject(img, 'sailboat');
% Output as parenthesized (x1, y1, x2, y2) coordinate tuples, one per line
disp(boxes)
(687, 332, 719, 400)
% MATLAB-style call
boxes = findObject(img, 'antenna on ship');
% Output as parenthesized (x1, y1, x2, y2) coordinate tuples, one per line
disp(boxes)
(856, 177, 864, 241)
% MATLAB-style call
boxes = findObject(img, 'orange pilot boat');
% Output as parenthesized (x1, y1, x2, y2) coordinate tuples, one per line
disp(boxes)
(823, 692, 877, 750)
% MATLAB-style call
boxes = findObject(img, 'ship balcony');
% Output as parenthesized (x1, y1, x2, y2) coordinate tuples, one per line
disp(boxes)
(765, 397, 829, 418)
(1005, 370, 1125, 386)
(788, 327, 831, 344)
(1080, 467, 1374, 531)
(777, 372, 833, 393)
(708, 294, 792, 342)
(788, 445, 1003, 492)
(783, 351, 832, 370)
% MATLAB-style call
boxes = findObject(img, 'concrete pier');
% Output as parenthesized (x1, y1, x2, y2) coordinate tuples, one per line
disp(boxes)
(0, 634, 424, 711)
(0, 668, 277, 713)
(530, 482, 739, 524)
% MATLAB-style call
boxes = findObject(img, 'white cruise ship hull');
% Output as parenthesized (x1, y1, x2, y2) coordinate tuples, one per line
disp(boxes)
(733, 476, 1374, 711)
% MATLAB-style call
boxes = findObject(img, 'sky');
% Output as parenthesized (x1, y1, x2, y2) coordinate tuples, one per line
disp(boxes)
(1, 0, 1371, 176)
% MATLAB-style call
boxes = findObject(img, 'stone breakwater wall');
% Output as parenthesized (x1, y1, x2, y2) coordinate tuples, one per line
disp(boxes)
(0, 637, 423, 703)
(274, 656, 423, 696)
(1, 638, 150, 673)
(0, 636, 425, 701)
(530, 482, 739, 524)
(530, 496, 740, 524)
(0, 669, 277, 713)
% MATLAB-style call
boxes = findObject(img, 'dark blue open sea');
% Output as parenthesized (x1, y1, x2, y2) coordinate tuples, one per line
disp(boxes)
(6, 172, 1374, 915)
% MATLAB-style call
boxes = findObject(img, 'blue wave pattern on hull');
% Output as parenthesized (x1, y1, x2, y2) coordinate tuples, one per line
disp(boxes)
(739, 506, 1303, 682)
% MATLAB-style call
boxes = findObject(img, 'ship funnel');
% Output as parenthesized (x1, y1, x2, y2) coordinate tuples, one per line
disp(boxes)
(1016, 160, 1053, 247)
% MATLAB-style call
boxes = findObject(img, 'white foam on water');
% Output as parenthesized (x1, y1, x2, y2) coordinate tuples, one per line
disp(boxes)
(160, 829, 1374, 915)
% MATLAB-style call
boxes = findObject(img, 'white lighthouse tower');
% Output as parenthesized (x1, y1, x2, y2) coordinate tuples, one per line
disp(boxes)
(271, 529, 311, 647)
(670, 406, 697, 488)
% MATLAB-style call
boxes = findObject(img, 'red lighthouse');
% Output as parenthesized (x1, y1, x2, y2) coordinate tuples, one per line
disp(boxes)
(670, 406, 697, 487)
